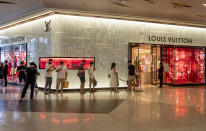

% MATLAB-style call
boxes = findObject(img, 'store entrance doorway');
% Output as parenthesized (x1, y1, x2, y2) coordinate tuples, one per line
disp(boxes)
(130, 44, 161, 86)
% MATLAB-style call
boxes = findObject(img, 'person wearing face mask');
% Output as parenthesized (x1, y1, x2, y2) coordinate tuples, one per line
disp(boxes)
(77, 60, 86, 94)
(44, 59, 54, 94)
(19, 62, 38, 103)
(2, 60, 8, 87)
(55, 61, 67, 94)
(17, 61, 26, 88)
(0, 63, 4, 86)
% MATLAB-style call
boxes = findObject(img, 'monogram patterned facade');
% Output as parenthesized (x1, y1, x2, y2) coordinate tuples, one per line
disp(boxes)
(0, 14, 206, 89)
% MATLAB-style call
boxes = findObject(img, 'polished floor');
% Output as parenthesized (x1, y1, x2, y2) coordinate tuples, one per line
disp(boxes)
(1, 85, 206, 131)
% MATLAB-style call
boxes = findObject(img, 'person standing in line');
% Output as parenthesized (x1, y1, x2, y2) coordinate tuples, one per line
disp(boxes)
(17, 61, 26, 88)
(110, 62, 118, 92)
(128, 60, 135, 91)
(34, 63, 40, 93)
(55, 61, 67, 94)
(19, 62, 38, 103)
(44, 59, 54, 94)
(0, 63, 3, 86)
(78, 60, 86, 94)
(88, 61, 96, 92)
(3, 60, 8, 87)
(158, 63, 164, 88)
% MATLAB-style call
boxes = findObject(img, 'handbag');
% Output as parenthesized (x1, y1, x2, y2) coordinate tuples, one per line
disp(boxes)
(63, 81, 69, 88)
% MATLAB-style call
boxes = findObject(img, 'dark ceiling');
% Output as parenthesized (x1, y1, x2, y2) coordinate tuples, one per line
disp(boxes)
(1, 0, 206, 25)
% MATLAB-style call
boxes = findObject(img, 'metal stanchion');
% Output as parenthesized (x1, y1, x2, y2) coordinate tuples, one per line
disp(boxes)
(135, 74, 143, 92)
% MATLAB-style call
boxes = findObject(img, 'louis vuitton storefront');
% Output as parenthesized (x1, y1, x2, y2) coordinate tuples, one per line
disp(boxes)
(0, 12, 206, 89)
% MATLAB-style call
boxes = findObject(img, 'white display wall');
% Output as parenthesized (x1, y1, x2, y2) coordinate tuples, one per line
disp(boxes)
(0, 14, 206, 89)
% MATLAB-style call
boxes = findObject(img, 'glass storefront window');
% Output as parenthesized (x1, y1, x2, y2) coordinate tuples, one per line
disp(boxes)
(163, 46, 205, 85)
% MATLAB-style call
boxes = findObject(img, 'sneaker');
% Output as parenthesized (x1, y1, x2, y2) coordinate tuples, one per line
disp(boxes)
(30, 99, 33, 102)
(18, 99, 23, 103)
(93, 88, 96, 91)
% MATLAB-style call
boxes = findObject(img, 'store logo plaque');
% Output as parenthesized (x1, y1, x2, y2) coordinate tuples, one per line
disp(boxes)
(44, 20, 51, 32)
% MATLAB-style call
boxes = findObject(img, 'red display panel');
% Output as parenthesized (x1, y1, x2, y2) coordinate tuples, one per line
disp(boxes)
(39, 57, 95, 70)
(163, 47, 205, 85)
(0, 43, 27, 83)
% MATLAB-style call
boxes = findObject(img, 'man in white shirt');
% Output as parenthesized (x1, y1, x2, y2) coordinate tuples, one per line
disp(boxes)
(55, 61, 67, 94)
(44, 59, 54, 94)
(88, 62, 95, 92)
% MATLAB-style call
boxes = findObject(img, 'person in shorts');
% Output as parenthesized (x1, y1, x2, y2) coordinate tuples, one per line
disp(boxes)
(44, 59, 54, 94)
(128, 60, 135, 91)
(55, 61, 67, 94)
(78, 60, 86, 94)
(17, 61, 26, 88)
(88, 61, 96, 92)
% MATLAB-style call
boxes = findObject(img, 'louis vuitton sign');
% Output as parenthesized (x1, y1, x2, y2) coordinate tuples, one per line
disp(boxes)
(148, 35, 192, 44)
(0, 36, 25, 44)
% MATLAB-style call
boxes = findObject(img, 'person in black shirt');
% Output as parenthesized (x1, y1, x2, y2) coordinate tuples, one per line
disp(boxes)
(128, 60, 135, 91)
(78, 60, 86, 94)
(0, 63, 3, 86)
(34, 63, 40, 93)
(19, 62, 38, 103)
(3, 60, 8, 87)
(158, 63, 164, 88)
(17, 61, 26, 87)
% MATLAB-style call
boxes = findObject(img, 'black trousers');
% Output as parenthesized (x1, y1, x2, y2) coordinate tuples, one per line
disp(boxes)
(160, 78, 163, 88)
(3, 74, 7, 86)
(21, 81, 35, 99)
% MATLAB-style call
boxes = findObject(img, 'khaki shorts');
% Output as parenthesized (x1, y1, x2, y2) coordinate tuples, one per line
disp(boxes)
(89, 78, 94, 83)
(128, 75, 135, 82)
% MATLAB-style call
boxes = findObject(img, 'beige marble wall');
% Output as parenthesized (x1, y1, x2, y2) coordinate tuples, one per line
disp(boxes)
(1, 14, 206, 89)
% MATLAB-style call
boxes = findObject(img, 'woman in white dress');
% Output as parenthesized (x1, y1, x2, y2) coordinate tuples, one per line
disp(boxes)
(110, 63, 118, 92)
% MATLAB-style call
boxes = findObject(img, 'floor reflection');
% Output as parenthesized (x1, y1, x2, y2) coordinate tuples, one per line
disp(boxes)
(0, 85, 206, 131)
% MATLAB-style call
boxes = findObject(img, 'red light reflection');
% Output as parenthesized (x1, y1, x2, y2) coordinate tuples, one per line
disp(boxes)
(83, 117, 90, 123)
(40, 114, 95, 124)
(63, 118, 79, 123)
(40, 113, 46, 120)
(52, 117, 60, 124)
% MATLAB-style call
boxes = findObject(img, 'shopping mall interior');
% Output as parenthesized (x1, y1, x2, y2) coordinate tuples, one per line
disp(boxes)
(1, 0, 206, 131)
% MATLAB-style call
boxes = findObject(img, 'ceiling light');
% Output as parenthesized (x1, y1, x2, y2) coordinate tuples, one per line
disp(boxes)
(120, 0, 127, 4)
(202, 4, 206, 6)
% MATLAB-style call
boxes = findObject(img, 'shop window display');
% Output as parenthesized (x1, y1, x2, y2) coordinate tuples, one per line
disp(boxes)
(0, 43, 27, 83)
(163, 46, 205, 85)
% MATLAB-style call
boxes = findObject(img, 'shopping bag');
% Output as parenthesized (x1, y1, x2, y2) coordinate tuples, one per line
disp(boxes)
(108, 74, 111, 78)
(63, 81, 69, 88)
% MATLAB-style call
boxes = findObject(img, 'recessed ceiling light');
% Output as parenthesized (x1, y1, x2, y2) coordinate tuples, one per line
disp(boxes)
(202, 4, 206, 6)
